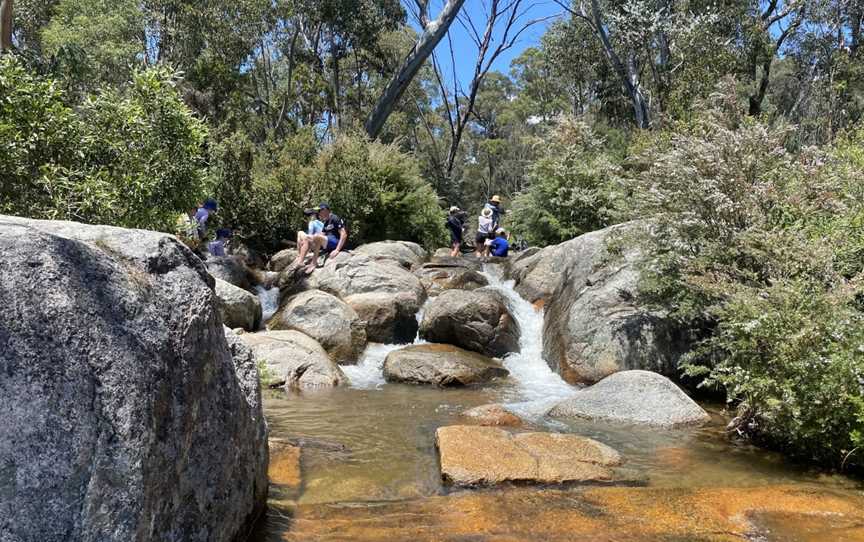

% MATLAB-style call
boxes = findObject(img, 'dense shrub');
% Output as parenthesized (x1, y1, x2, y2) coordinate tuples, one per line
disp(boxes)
(208, 132, 446, 252)
(310, 135, 446, 250)
(624, 92, 864, 468)
(1, 56, 208, 232)
(509, 117, 622, 246)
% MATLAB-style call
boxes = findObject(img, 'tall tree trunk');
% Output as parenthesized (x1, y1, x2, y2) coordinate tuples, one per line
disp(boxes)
(0, 0, 12, 53)
(365, 0, 466, 139)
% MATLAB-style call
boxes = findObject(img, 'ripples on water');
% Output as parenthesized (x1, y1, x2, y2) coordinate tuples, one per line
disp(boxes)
(257, 263, 860, 511)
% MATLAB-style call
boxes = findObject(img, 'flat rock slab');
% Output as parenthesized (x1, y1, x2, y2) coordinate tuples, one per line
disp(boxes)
(548, 370, 709, 428)
(383, 344, 508, 387)
(436, 425, 622, 486)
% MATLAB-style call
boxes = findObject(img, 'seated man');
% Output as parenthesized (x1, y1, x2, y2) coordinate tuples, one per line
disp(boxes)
(489, 228, 510, 257)
(318, 203, 347, 261)
(294, 207, 325, 271)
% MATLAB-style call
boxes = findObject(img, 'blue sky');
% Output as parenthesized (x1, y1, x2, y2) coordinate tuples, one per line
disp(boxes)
(410, 1, 566, 88)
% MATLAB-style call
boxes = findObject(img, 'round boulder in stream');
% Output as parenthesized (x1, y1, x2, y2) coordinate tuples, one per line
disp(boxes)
(383, 344, 509, 386)
(267, 289, 366, 364)
(215, 277, 262, 331)
(240, 330, 348, 389)
(548, 370, 710, 428)
(419, 288, 520, 357)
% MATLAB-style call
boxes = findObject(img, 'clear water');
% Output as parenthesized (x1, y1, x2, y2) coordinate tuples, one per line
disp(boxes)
(253, 263, 861, 539)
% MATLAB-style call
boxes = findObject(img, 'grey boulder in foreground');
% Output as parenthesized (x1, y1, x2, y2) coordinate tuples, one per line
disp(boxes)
(0, 216, 268, 542)
(548, 370, 710, 428)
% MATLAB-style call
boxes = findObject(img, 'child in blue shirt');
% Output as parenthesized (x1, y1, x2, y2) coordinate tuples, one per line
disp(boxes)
(489, 228, 510, 257)
(208, 228, 232, 257)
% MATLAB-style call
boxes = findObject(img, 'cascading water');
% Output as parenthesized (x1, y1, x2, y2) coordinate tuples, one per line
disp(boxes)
(478, 264, 578, 419)
(255, 285, 280, 326)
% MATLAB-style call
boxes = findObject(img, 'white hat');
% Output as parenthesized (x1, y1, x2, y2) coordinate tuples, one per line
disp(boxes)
(449, 206, 460, 213)
(496, 227, 506, 234)
(481, 207, 493, 217)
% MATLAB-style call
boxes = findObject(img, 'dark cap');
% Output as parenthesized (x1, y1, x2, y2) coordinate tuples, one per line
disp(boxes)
(318, 203, 330, 210)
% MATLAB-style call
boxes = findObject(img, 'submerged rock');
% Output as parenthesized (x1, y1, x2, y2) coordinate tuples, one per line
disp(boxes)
(215, 277, 262, 330)
(460, 404, 524, 427)
(436, 425, 622, 486)
(240, 330, 348, 388)
(383, 344, 508, 386)
(419, 289, 520, 357)
(345, 291, 420, 344)
(0, 216, 268, 542)
(267, 289, 366, 364)
(548, 370, 709, 428)
(354, 240, 428, 269)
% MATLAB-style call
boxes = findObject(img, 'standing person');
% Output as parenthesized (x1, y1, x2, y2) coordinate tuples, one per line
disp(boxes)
(208, 228, 232, 257)
(318, 202, 348, 262)
(475, 207, 494, 257)
(293, 207, 325, 269)
(446, 206, 463, 257)
(489, 228, 510, 257)
(484, 195, 504, 230)
(195, 198, 218, 241)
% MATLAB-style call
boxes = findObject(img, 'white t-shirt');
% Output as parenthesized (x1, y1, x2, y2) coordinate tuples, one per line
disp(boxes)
(478, 216, 493, 234)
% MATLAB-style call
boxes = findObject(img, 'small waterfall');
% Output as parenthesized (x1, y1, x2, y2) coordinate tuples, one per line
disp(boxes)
(479, 265, 578, 419)
(255, 285, 280, 326)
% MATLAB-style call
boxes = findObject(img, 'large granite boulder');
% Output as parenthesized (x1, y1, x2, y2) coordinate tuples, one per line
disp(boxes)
(267, 289, 366, 364)
(541, 223, 694, 385)
(415, 262, 489, 297)
(354, 240, 428, 270)
(206, 255, 254, 290)
(240, 330, 348, 388)
(419, 289, 520, 357)
(269, 248, 299, 272)
(215, 277, 262, 331)
(311, 254, 426, 304)
(345, 292, 420, 344)
(436, 426, 622, 486)
(548, 370, 710, 428)
(0, 216, 268, 542)
(383, 344, 508, 386)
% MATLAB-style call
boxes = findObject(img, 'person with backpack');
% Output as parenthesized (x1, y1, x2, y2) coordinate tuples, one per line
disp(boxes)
(446, 206, 464, 257)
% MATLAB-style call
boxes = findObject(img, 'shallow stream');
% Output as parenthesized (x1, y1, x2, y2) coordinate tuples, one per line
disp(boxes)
(251, 265, 862, 540)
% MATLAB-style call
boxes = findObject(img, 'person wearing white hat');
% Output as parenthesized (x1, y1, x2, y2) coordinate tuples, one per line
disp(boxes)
(484, 195, 503, 230)
(489, 227, 510, 257)
(475, 206, 494, 257)
(446, 206, 464, 257)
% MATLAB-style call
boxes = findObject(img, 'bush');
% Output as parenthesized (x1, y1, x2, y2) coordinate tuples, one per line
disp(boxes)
(1, 56, 208, 232)
(509, 117, 622, 246)
(311, 135, 446, 250)
(624, 90, 864, 468)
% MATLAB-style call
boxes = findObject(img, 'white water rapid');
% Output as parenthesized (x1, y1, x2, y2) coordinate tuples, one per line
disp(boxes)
(255, 285, 280, 326)
(339, 263, 578, 418)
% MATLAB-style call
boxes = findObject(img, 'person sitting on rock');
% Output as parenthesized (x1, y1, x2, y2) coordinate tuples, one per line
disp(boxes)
(293, 207, 326, 271)
(475, 206, 494, 257)
(194, 198, 218, 241)
(318, 203, 348, 266)
(488, 228, 510, 257)
(208, 228, 232, 257)
(446, 206, 464, 257)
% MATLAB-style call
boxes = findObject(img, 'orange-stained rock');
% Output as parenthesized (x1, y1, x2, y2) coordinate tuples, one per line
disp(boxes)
(435, 425, 621, 486)
(277, 485, 864, 542)
(460, 404, 524, 427)
(269, 441, 301, 488)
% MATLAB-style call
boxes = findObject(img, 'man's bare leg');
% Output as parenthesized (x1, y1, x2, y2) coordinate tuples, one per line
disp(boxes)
(304, 234, 327, 273)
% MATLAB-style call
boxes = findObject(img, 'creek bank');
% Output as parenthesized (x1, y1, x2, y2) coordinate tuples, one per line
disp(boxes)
(0, 216, 268, 542)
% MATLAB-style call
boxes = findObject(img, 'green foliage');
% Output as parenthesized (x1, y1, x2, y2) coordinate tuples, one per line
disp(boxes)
(312, 135, 446, 250)
(624, 91, 864, 467)
(509, 118, 623, 246)
(1, 56, 208, 231)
